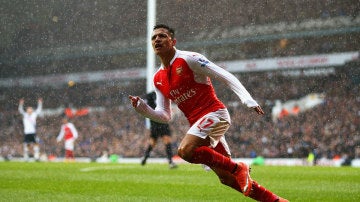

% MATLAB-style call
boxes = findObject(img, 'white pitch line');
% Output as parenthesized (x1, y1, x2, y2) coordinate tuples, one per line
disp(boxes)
(80, 165, 139, 172)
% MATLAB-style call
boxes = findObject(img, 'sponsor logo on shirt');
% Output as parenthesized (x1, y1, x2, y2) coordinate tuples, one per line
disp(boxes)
(171, 88, 196, 105)
(198, 58, 209, 67)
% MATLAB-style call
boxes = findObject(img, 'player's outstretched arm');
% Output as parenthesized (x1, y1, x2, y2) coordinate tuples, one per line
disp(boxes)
(128, 95, 171, 124)
(36, 98, 43, 114)
(18, 98, 25, 114)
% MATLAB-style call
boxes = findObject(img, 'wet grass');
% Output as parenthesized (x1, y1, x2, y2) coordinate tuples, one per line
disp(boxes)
(0, 162, 359, 201)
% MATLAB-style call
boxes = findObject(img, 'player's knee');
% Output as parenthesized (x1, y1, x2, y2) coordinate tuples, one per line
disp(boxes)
(177, 145, 193, 162)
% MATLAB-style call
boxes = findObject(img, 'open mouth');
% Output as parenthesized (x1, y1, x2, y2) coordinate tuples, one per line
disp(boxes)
(155, 44, 162, 49)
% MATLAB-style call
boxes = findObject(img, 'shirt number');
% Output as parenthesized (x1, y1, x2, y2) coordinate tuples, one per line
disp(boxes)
(197, 117, 214, 132)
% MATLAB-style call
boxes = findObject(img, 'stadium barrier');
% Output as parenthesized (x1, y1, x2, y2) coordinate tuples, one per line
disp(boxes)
(2, 156, 359, 167)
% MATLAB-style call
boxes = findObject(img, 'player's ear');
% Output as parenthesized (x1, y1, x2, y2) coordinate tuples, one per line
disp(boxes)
(172, 38, 177, 46)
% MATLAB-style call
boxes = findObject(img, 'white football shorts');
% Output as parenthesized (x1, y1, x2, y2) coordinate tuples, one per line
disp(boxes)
(187, 108, 231, 155)
(64, 138, 75, 151)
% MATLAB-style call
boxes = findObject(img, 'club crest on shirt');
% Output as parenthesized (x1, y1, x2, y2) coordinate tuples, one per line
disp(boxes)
(176, 66, 183, 75)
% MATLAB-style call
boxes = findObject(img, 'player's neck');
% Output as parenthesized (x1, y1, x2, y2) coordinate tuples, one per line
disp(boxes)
(159, 48, 176, 67)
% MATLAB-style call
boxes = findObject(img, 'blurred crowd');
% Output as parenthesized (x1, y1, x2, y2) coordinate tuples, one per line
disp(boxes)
(1, 0, 358, 78)
(0, 64, 359, 163)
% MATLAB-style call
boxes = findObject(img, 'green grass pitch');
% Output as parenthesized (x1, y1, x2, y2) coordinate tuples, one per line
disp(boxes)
(0, 162, 359, 202)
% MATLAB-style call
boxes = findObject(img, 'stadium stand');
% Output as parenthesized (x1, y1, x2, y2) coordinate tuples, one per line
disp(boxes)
(0, 0, 358, 77)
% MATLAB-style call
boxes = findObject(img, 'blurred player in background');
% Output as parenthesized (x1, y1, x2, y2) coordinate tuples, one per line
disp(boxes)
(56, 115, 78, 162)
(129, 24, 288, 202)
(18, 98, 42, 161)
(141, 91, 177, 169)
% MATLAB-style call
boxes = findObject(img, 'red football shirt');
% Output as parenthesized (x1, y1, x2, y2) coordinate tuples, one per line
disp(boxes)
(154, 54, 225, 125)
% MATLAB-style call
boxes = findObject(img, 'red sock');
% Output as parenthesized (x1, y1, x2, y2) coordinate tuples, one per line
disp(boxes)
(230, 179, 243, 193)
(248, 180, 279, 202)
(65, 150, 74, 159)
(190, 146, 237, 173)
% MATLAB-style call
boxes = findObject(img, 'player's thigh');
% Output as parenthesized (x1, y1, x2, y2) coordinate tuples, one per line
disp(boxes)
(161, 135, 172, 144)
(178, 134, 210, 157)
(65, 139, 75, 150)
(149, 137, 157, 146)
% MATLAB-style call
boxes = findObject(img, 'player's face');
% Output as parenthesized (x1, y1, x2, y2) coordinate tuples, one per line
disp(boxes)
(26, 107, 33, 114)
(151, 28, 176, 56)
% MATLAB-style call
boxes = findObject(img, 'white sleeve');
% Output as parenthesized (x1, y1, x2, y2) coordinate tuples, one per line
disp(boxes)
(35, 101, 42, 115)
(69, 123, 78, 139)
(134, 88, 171, 123)
(57, 126, 64, 142)
(18, 104, 25, 115)
(188, 54, 259, 107)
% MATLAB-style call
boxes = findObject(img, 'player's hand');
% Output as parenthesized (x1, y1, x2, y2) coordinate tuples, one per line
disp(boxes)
(38, 98, 43, 103)
(252, 106, 265, 115)
(129, 95, 140, 108)
(19, 98, 24, 104)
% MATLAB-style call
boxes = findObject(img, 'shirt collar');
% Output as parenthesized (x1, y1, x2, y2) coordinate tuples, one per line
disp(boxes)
(160, 48, 178, 69)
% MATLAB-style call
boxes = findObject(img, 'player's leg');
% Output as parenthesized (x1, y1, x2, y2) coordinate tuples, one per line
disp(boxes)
(177, 113, 252, 196)
(65, 139, 75, 162)
(23, 143, 29, 161)
(178, 135, 251, 194)
(28, 134, 40, 161)
(65, 150, 74, 161)
(177, 134, 240, 177)
(23, 134, 32, 161)
(33, 143, 40, 161)
(210, 141, 285, 201)
(177, 113, 242, 174)
(207, 140, 242, 191)
(162, 135, 177, 168)
(142, 137, 156, 165)
(211, 167, 284, 201)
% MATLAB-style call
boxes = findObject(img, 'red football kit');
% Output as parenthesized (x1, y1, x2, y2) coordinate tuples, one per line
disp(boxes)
(57, 122, 78, 159)
(57, 123, 78, 141)
(133, 49, 285, 201)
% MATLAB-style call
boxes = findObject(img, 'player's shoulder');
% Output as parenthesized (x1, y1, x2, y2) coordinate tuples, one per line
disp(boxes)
(177, 49, 210, 67)
(177, 49, 204, 60)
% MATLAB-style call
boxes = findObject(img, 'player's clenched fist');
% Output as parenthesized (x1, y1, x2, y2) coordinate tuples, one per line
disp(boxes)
(129, 95, 140, 108)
